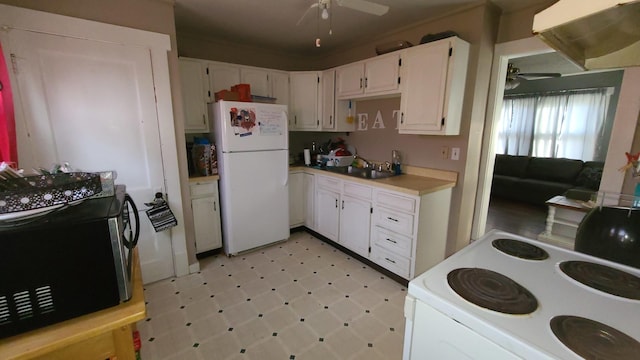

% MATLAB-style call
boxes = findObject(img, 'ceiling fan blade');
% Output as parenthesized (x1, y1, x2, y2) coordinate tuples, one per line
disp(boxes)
(335, 0, 389, 16)
(296, 3, 319, 26)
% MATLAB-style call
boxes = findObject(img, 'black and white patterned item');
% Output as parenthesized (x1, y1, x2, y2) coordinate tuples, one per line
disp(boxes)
(0, 172, 102, 214)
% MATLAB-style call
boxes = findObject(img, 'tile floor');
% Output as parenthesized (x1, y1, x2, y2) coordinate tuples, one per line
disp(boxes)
(137, 231, 407, 360)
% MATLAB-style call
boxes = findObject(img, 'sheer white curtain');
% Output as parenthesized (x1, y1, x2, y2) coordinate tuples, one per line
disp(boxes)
(497, 97, 536, 155)
(497, 88, 612, 161)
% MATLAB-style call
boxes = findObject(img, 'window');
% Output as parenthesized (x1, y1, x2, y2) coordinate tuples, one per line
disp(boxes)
(497, 88, 613, 161)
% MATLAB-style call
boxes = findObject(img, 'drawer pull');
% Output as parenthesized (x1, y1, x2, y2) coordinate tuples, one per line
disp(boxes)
(385, 238, 397, 244)
(385, 257, 396, 264)
(387, 217, 399, 222)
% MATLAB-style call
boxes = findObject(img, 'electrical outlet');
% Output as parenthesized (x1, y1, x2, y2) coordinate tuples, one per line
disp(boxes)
(451, 147, 460, 160)
(441, 146, 449, 160)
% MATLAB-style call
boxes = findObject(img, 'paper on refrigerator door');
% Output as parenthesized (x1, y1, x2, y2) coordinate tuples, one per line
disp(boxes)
(228, 105, 286, 137)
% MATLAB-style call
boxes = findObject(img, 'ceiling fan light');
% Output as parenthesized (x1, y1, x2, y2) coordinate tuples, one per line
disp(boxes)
(321, 8, 329, 19)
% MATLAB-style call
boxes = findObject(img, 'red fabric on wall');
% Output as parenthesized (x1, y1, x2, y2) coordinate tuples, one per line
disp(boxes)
(0, 43, 17, 165)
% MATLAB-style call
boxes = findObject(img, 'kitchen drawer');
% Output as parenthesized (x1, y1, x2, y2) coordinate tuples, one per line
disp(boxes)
(375, 190, 416, 213)
(316, 175, 342, 192)
(373, 207, 414, 237)
(189, 181, 217, 197)
(372, 226, 412, 258)
(370, 245, 410, 279)
(343, 181, 372, 200)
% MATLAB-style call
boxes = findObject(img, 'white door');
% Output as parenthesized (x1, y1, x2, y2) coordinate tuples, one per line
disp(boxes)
(6, 29, 175, 283)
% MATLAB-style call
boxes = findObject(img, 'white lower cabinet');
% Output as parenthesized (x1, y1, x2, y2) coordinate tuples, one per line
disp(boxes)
(339, 194, 371, 258)
(303, 173, 315, 230)
(190, 180, 222, 254)
(289, 171, 304, 227)
(300, 170, 451, 280)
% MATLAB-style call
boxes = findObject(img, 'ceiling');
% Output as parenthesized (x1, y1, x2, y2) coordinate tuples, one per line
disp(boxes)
(174, 0, 555, 56)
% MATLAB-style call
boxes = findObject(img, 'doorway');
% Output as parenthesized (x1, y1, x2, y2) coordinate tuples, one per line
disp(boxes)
(472, 36, 635, 241)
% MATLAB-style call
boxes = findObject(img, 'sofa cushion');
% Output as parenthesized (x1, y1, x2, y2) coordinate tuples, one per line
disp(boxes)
(575, 161, 604, 190)
(525, 157, 583, 183)
(494, 154, 530, 178)
(517, 179, 574, 205)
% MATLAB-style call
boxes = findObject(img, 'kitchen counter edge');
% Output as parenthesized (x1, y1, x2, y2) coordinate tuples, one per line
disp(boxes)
(289, 165, 457, 196)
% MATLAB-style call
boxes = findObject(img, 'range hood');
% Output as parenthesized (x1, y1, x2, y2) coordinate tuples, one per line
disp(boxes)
(533, 0, 640, 70)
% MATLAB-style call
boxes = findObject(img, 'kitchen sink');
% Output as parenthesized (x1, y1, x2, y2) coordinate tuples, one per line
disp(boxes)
(322, 166, 396, 180)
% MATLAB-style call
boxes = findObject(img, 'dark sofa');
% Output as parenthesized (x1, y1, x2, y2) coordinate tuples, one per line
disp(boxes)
(492, 154, 603, 206)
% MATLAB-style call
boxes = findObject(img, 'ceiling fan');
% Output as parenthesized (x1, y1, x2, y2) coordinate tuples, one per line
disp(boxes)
(296, 0, 389, 27)
(505, 63, 561, 90)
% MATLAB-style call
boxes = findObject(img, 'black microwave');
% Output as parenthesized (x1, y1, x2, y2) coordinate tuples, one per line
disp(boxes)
(0, 185, 139, 339)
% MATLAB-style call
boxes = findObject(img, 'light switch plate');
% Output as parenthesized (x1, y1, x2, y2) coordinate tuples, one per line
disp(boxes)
(451, 147, 460, 160)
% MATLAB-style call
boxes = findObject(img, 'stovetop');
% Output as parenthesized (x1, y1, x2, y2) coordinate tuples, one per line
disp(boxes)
(408, 230, 640, 360)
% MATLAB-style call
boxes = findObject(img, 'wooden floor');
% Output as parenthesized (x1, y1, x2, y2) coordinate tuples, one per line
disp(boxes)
(485, 197, 548, 240)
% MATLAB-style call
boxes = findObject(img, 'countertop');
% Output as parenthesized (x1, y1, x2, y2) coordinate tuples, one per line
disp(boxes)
(290, 165, 457, 196)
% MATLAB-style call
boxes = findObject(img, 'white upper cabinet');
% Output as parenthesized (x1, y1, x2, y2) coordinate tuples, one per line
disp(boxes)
(398, 37, 469, 135)
(240, 67, 270, 97)
(335, 52, 401, 99)
(208, 62, 240, 95)
(321, 69, 336, 130)
(290, 71, 321, 131)
(270, 71, 290, 107)
(179, 58, 210, 133)
(320, 69, 355, 132)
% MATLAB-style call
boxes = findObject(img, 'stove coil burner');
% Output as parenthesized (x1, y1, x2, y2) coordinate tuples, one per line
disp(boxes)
(492, 238, 549, 260)
(447, 268, 538, 314)
(559, 261, 640, 300)
(551, 315, 640, 359)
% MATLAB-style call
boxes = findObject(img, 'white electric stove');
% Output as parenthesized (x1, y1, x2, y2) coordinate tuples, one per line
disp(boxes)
(403, 230, 640, 360)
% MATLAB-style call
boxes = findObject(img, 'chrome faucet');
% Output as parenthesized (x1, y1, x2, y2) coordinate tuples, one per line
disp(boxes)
(353, 154, 374, 169)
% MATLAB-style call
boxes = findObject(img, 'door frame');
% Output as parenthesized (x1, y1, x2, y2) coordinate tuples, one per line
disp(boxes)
(0, 4, 189, 278)
(472, 36, 640, 239)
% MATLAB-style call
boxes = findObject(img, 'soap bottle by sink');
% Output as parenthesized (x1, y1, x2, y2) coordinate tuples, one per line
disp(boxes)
(392, 150, 402, 175)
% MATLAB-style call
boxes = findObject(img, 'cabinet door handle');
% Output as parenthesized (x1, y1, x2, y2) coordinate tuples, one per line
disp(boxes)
(329, 115, 332, 125)
(400, 112, 404, 124)
(335, 199, 338, 208)
(213, 201, 217, 212)
(360, 78, 363, 89)
(341, 200, 344, 210)
(387, 216, 399, 222)
(385, 238, 397, 244)
(365, 77, 368, 88)
(202, 114, 206, 124)
(385, 257, 396, 264)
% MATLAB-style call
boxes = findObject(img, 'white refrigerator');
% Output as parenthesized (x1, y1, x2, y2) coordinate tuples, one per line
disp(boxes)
(211, 100, 290, 255)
